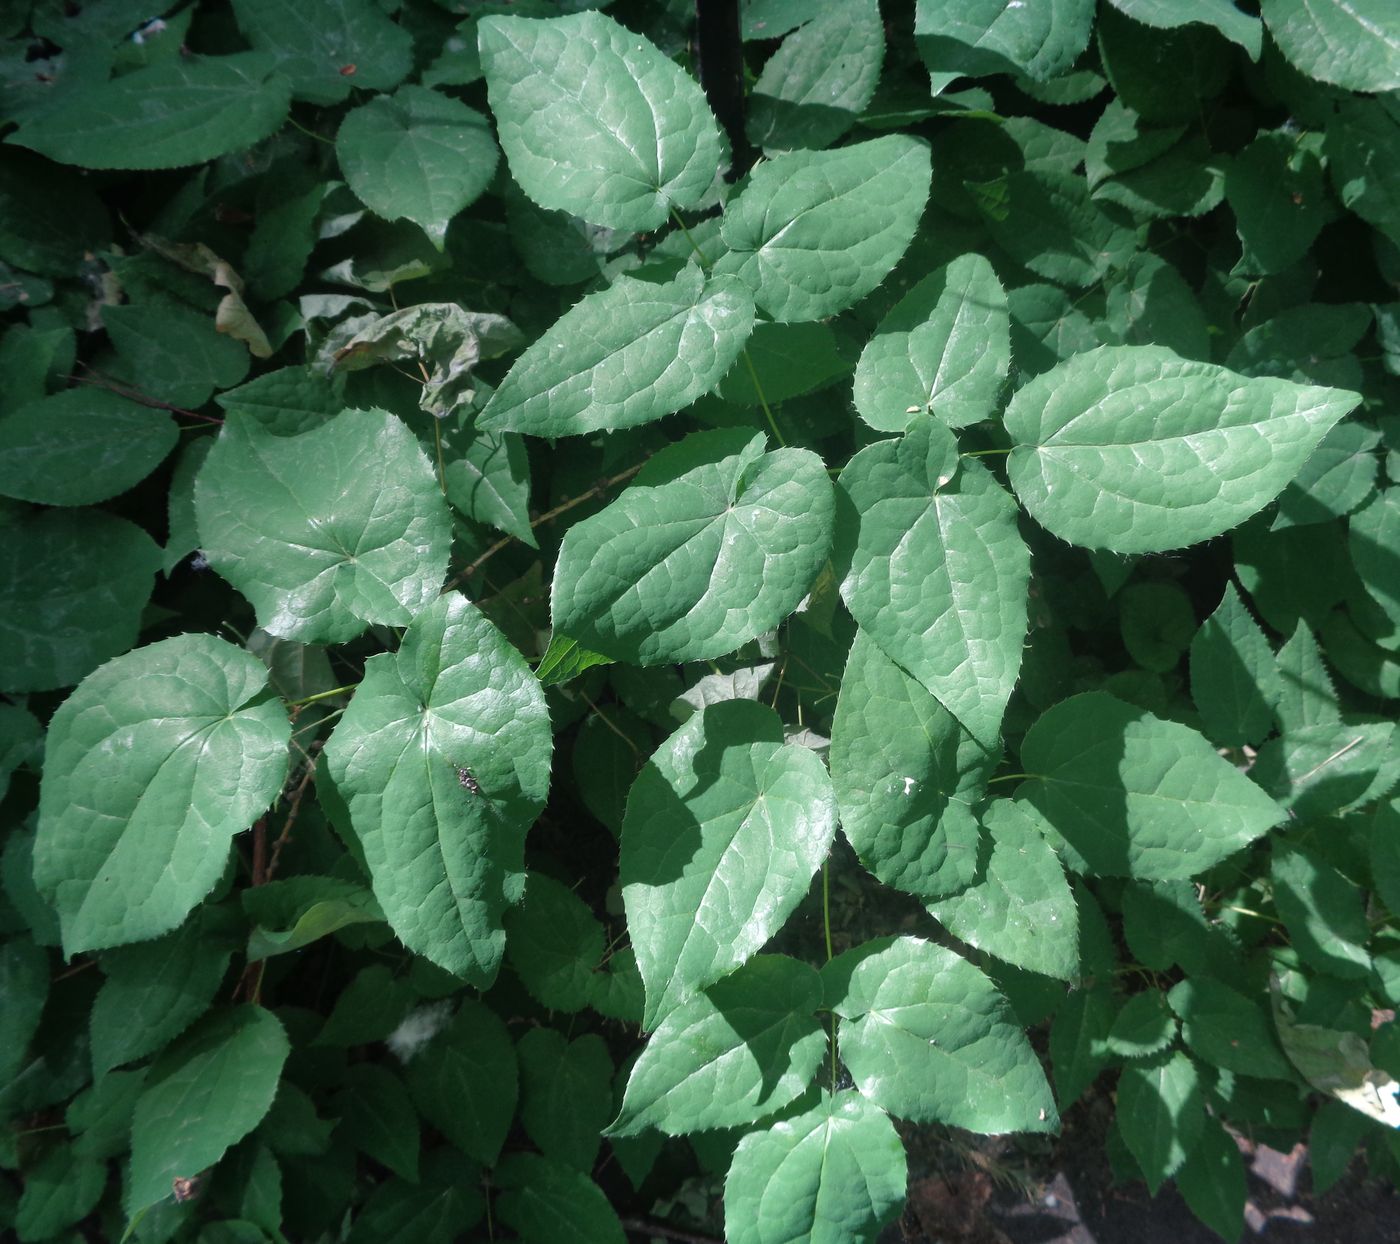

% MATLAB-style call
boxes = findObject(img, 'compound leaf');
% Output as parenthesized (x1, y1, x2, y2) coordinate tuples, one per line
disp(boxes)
(232, 0, 412, 106)
(479, 11, 724, 230)
(337, 87, 498, 248)
(323, 593, 551, 985)
(622, 700, 837, 1029)
(853, 253, 1010, 433)
(127, 1006, 290, 1215)
(1005, 345, 1360, 553)
(829, 629, 990, 902)
(0, 510, 159, 694)
(9, 53, 291, 170)
(723, 1091, 906, 1244)
(927, 799, 1079, 981)
(1018, 692, 1285, 879)
(838, 419, 1030, 749)
(35, 634, 290, 954)
(195, 408, 452, 644)
(1260, 0, 1400, 93)
(552, 429, 832, 665)
(479, 266, 754, 437)
(716, 136, 930, 322)
(610, 955, 825, 1137)
(0, 388, 176, 507)
(826, 936, 1058, 1133)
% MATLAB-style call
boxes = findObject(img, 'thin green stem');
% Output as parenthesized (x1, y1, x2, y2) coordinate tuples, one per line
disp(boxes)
(669, 207, 711, 269)
(822, 863, 838, 1090)
(287, 115, 335, 147)
(741, 348, 786, 446)
(960, 448, 1012, 458)
(432, 418, 447, 495)
(986, 772, 1035, 786)
(287, 684, 357, 708)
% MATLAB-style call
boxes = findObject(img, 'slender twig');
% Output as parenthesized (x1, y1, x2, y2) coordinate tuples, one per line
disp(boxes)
(67, 369, 222, 425)
(266, 749, 321, 885)
(449, 460, 648, 586)
(249, 815, 268, 887)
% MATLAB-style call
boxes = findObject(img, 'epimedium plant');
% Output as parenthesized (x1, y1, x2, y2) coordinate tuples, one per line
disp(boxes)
(3, 0, 1400, 1242)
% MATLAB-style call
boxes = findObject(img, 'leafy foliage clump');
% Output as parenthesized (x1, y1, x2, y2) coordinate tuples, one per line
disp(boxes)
(3, 1, 1400, 1242)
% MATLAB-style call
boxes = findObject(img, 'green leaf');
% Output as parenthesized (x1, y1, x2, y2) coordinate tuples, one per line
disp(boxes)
(1115, 1050, 1205, 1193)
(970, 169, 1136, 289)
(1255, 720, 1397, 820)
(1103, 253, 1211, 361)
(1274, 621, 1340, 732)
(1050, 987, 1115, 1105)
(1190, 583, 1282, 748)
(441, 423, 534, 546)
(504, 874, 605, 1012)
(231, 0, 412, 105)
(90, 909, 235, 1077)
(1167, 977, 1293, 1080)
(216, 366, 346, 437)
(0, 703, 40, 802)
(1271, 841, 1372, 979)
(337, 87, 498, 248)
(622, 700, 837, 1029)
(1351, 488, 1400, 635)
(853, 254, 1009, 433)
(323, 593, 551, 985)
(1086, 102, 1225, 221)
(928, 799, 1079, 981)
(195, 409, 452, 644)
(717, 320, 850, 406)
(1119, 582, 1195, 673)
(722, 1091, 906, 1244)
(406, 999, 517, 1166)
(1104, 990, 1177, 1060)
(552, 429, 833, 665)
(1225, 130, 1328, 275)
(0, 151, 111, 277)
(1327, 99, 1400, 249)
(747, 0, 884, 152)
(243, 876, 385, 960)
(1018, 692, 1286, 879)
(69, 1067, 148, 1161)
(104, 299, 251, 410)
(610, 955, 825, 1137)
(0, 388, 176, 507)
(1274, 422, 1379, 532)
(0, 937, 47, 1086)
(1106, 0, 1263, 57)
(1005, 345, 1360, 553)
(479, 266, 754, 437)
(827, 936, 1057, 1133)
(1176, 1114, 1247, 1242)
(8, 53, 292, 170)
(1368, 799, 1400, 917)
(715, 136, 931, 322)
(336, 1064, 419, 1182)
(15, 1143, 107, 1242)
(127, 1006, 290, 1215)
(345, 1151, 480, 1244)
(495, 1153, 625, 1244)
(837, 419, 1030, 748)
(830, 629, 988, 901)
(518, 1029, 613, 1172)
(914, 0, 1095, 81)
(478, 11, 725, 231)
(1260, 0, 1400, 93)
(35, 634, 290, 954)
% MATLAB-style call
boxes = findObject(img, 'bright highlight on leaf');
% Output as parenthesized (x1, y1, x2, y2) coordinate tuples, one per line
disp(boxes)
(324, 593, 551, 985)
(35, 635, 290, 954)
(479, 265, 754, 437)
(478, 10, 726, 230)
(622, 700, 837, 1029)
(553, 429, 834, 665)
(1017, 691, 1286, 879)
(1005, 345, 1361, 553)
(195, 408, 452, 643)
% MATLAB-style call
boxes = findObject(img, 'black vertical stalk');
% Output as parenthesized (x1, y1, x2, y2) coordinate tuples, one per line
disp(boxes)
(695, 0, 752, 178)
